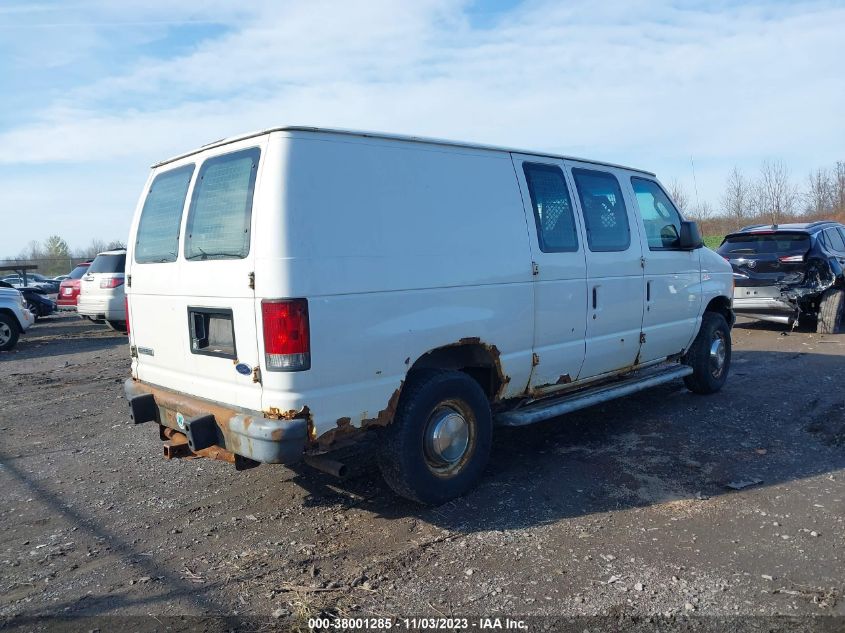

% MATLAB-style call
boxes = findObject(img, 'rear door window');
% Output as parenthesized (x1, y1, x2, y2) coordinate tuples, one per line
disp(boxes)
(134, 165, 194, 264)
(631, 178, 682, 249)
(522, 163, 579, 252)
(571, 169, 630, 252)
(68, 265, 89, 279)
(184, 148, 260, 261)
(89, 253, 126, 274)
(718, 234, 810, 255)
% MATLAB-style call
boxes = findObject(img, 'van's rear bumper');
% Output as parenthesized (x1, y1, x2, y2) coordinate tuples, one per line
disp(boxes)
(124, 378, 307, 465)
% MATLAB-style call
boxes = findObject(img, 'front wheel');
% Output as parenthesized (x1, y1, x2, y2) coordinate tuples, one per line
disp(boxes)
(683, 311, 731, 395)
(0, 314, 21, 352)
(377, 370, 493, 505)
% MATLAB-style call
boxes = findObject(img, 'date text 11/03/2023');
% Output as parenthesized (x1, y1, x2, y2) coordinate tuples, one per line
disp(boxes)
(308, 617, 529, 630)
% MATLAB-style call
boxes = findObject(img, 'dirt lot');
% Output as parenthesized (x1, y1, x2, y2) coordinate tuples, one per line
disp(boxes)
(1, 314, 844, 630)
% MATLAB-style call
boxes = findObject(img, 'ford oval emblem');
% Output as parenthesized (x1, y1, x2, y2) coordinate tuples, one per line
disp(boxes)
(235, 363, 252, 376)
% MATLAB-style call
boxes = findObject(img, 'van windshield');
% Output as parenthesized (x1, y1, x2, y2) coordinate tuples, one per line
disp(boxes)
(89, 254, 126, 274)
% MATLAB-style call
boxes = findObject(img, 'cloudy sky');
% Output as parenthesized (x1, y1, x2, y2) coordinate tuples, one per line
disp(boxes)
(1, 0, 843, 256)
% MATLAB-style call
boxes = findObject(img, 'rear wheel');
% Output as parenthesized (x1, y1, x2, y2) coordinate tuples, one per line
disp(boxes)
(683, 311, 731, 395)
(377, 370, 492, 505)
(25, 300, 41, 320)
(816, 288, 844, 334)
(106, 320, 127, 333)
(0, 314, 21, 352)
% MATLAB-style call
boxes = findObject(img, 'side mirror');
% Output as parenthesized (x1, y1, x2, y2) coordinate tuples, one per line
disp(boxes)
(678, 221, 703, 250)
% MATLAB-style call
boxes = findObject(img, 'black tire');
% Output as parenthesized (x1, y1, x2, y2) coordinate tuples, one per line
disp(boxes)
(106, 320, 127, 333)
(683, 311, 731, 395)
(0, 313, 21, 352)
(816, 288, 844, 334)
(377, 370, 493, 505)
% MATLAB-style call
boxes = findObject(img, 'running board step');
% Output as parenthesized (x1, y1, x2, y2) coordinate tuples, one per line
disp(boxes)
(495, 365, 693, 427)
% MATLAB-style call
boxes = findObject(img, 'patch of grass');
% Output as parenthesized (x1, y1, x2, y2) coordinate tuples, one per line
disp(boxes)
(703, 235, 724, 250)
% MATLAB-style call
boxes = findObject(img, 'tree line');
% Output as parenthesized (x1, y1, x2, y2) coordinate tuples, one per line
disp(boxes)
(1, 237, 126, 277)
(669, 159, 845, 238)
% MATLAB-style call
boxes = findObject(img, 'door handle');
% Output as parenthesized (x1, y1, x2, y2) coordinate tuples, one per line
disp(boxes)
(646, 281, 651, 302)
(592, 286, 598, 309)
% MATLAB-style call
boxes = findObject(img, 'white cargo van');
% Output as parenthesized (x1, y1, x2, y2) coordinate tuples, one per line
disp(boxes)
(124, 127, 734, 504)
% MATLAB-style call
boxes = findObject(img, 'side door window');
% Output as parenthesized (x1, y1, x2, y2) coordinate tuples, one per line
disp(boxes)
(522, 163, 579, 252)
(826, 228, 845, 254)
(571, 169, 630, 252)
(630, 177, 682, 249)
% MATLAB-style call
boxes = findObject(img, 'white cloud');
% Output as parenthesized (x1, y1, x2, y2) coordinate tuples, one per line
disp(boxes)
(0, 0, 844, 252)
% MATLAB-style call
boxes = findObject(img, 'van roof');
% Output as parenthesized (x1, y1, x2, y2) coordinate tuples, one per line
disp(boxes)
(153, 126, 657, 176)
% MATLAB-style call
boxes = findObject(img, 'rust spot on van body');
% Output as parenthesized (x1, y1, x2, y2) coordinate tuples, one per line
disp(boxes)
(443, 338, 510, 400)
(264, 405, 311, 421)
(556, 374, 572, 385)
(361, 384, 403, 428)
(313, 384, 405, 451)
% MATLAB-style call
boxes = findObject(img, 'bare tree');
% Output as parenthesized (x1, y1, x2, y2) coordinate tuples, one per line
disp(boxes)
(721, 167, 752, 227)
(687, 200, 715, 223)
(804, 168, 834, 218)
(73, 239, 109, 259)
(833, 161, 845, 217)
(753, 160, 797, 224)
(667, 179, 689, 213)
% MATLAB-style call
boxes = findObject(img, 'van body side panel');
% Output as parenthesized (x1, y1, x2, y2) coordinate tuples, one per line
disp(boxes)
(256, 132, 535, 438)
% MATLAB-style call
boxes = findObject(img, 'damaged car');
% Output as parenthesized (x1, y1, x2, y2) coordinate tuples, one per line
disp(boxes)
(718, 221, 845, 332)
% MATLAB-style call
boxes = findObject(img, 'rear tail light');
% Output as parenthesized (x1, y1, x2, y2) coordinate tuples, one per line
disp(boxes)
(125, 297, 130, 335)
(262, 299, 310, 371)
(778, 254, 805, 263)
(100, 277, 125, 289)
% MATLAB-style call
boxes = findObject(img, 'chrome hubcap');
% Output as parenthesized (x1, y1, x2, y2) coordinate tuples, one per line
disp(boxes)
(424, 407, 470, 466)
(0, 323, 10, 345)
(709, 333, 726, 377)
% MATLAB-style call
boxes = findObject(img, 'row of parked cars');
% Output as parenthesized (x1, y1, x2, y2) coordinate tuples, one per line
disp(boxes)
(0, 249, 127, 351)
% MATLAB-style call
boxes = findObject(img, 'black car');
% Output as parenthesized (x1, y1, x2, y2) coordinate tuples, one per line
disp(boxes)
(718, 221, 845, 332)
(0, 280, 55, 319)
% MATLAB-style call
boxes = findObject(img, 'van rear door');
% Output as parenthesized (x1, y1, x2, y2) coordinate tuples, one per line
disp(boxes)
(127, 139, 267, 412)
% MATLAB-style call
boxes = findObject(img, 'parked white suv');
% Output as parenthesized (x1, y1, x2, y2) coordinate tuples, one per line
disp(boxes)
(124, 127, 734, 503)
(0, 287, 34, 351)
(77, 249, 127, 332)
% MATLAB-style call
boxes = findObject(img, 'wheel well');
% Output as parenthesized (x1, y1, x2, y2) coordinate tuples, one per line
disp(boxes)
(409, 342, 505, 401)
(705, 296, 735, 327)
(0, 308, 22, 330)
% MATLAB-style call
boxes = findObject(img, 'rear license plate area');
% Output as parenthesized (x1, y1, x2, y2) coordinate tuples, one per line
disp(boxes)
(188, 307, 237, 358)
(734, 286, 780, 299)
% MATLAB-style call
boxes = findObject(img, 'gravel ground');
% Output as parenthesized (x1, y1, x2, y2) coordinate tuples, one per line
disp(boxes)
(0, 314, 843, 630)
